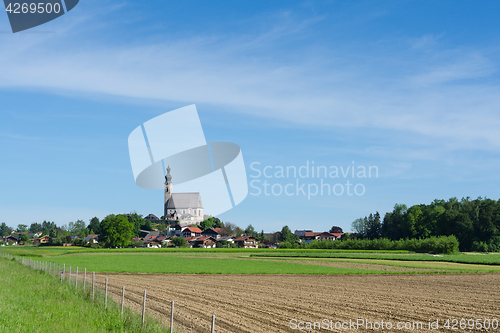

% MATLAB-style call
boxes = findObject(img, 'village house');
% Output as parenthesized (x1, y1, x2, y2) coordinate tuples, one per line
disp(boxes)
(233, 236, 259, 248)
(295, 230, 344, 243)
(192, 236, 216, 248)
(33, 235, 49, 245)
(4, 236, 18, 245)
(144, 236, 162, 248)
(157, 235, 170, 246)
(219, 236, 234, 243)
(83, 234, 99, 244)
(315, 232, 342, 240)
(182, 227, 202, 238)
(201, 228, 223, 240)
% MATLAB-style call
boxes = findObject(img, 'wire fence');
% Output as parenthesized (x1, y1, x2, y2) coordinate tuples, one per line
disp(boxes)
(1, 252, 243, 333)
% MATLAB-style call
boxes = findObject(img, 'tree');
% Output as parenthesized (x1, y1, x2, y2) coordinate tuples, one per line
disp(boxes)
(98, 214, 134, 248)
(170, 237, 187, 247)
(141, 220, 153, 231)
(16, 224, 28, 233)
(220, 222, 238, 236)
(245, 224, 258, 237)
(87, 217, 101, 234)
(29, 223, 42, 233)
(329, 226, 343, 233)
(280, 226, 298, 243)
(366, 212, 382, 239)
(351, 218, 368, 237)
(126, 213, 145, 236)
(19, 233, 30, 244)
(68, 220, 88, 238)
(0, 223, 12, 237)
(199, 217, 222, 231)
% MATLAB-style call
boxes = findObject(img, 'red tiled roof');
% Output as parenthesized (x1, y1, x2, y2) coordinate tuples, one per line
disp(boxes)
(234, 236, 256, 242)
(303, 232, 320, 237)
(184, 227, 202, 233)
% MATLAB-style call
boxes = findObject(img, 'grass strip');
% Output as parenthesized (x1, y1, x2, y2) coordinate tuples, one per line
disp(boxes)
(0, 257, 170, 333)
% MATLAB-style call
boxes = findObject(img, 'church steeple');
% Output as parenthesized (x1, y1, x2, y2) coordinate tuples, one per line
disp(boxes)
(164, 164, 173, 206)
(166, 164, 172, 182)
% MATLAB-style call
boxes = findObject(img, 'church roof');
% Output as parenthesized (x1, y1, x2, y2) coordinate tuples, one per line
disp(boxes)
(166, 193, 203, 209)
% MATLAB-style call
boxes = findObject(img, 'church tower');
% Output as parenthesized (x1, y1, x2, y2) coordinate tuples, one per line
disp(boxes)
(164, 164, 173, 204)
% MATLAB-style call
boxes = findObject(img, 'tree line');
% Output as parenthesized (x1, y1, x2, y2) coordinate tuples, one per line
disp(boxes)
(351, 197, 500, 252)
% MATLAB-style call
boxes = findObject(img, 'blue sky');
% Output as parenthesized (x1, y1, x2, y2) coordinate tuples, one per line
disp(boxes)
(1, 1, 500, 233)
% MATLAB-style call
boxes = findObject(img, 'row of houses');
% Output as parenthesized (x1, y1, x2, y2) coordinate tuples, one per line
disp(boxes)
(1, 235, 50, 245)
(139, 227, 259, 248)
(294, 230, 344, 243)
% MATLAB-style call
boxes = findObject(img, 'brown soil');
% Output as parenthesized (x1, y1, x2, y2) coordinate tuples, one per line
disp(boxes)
(93, 273, 500, 332)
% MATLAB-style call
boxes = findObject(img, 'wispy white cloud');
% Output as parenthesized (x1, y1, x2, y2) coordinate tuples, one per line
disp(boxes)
(0, 4, 499, 155)
(0, 132, 44, 140)
(410, 34, 444, 49)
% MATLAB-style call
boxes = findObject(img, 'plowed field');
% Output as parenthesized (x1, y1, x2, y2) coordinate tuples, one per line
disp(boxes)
(94, 273, 500, 332)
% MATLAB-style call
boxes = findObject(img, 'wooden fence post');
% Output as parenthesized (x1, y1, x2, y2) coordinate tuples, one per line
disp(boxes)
(170, 300, 174, 332)
(75, 267, 78, 289)
(83, 268, 86, 290)
(105, 278, 108, 310)
(121, 286, 125, 316)
(142, 290, 147, 326)
(211, 315, 215, 333)
(92, 272, 95, 301)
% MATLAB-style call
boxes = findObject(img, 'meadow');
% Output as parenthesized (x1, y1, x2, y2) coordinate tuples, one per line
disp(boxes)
(2, 246, 500, 274)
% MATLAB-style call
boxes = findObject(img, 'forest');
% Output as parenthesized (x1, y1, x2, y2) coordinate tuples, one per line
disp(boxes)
(352, 197, 500, 252)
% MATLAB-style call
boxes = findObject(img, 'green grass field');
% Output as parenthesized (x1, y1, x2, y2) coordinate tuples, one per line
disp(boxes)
(0, 257, 168, 333)
(249, 251, 500, 265)
(2, 246, 500, 274)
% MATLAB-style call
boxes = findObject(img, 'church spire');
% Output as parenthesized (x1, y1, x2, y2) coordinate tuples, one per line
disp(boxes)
(166, 164, 172, 182)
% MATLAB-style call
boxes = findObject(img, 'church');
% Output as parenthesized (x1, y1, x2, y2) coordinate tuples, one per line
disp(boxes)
(163, 165, 204, 226)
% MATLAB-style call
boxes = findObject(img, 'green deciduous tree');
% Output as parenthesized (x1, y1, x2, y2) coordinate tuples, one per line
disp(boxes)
(19, 233, 30, 243)
(351, 217, 367, 237)
(16, 224, 28, 233)
(245, 224, 258, 237)
(170, 237, 188, 247)
(98, 214, 134, 248)
(68, 220, 88, 238)
(0, 223, 12, 237)
(126, 213, 145, 236)
(199, 217, 222, 231)
(329, 226, 343, 233)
